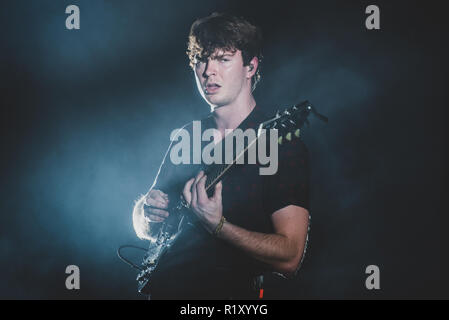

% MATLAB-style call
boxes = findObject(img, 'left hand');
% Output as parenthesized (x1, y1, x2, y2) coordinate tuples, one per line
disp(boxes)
(183, 171, 223, 233)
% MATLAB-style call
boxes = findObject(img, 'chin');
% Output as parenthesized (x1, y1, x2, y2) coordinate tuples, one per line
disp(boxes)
(207, 95, 232, 107)
(205, 96, 223, 107)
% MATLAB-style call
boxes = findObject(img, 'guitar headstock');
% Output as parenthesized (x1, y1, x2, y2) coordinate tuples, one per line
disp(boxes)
(258, 100, 327, 145)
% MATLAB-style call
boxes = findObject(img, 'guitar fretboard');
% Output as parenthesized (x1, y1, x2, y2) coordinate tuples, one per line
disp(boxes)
(203, 131, 262, 193)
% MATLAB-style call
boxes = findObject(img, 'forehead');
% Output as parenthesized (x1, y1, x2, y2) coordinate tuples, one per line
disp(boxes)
(205, 48, 241, 59)
(211, 48, 238, 56)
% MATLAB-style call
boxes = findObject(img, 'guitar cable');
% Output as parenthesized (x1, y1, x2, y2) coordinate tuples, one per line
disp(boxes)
(117, 245, 148, 271)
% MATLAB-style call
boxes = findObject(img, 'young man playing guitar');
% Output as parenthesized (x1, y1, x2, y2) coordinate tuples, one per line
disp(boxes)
(132, 12, 310, 299)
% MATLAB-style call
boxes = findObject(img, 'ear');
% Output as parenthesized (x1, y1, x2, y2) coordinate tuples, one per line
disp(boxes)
(246, 56, 259, 78)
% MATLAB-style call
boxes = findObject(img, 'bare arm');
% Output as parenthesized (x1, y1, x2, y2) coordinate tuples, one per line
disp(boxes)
(183, 171, 309, 276)
(217, 205, 309, 275)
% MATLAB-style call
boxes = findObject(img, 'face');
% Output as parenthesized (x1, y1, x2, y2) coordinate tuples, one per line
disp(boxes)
(194, 49, 251, 109)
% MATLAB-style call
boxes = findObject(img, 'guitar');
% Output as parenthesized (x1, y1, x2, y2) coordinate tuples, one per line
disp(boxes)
(132, 100, 327, 294)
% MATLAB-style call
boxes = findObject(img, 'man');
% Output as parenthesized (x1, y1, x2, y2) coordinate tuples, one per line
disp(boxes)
(133, 12, 310, 299)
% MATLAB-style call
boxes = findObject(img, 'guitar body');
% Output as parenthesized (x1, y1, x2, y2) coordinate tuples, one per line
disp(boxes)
(136, 201, 189, 294)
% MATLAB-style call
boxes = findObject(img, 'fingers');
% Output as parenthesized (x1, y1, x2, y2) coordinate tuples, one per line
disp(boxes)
(149, 189, 168, 201)
(146, 214, 164, 222)
(182, 171, 212, 211)
(191, 171, 204, 208)
(143, 189, 169, 222)
(153, 189, 167, 198)
(211, 181, 222, 203)
(143, 205, 169, 222)
(145, 189, 169, 209)
(183, 178, 195, 206)
(196, 173, 208, 204)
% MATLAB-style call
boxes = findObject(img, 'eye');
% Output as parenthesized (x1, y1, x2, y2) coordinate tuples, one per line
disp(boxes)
(195, 60, 205, 68)
(220, 58, 229, 62)
(194, 56, 206, 65)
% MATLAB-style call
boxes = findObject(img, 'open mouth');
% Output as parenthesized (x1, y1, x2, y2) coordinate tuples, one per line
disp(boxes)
(205, 83, 221, 94)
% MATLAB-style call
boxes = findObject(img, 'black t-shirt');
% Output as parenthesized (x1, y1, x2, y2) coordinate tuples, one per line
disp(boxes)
(148, 105, 310, 299)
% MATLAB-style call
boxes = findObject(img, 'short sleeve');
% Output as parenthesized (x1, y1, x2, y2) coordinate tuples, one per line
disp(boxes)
(262, 138, 310, 215)
(151, 123, 192, 195)
(151, 121, 204, 198)
(151, 140, 177, 192)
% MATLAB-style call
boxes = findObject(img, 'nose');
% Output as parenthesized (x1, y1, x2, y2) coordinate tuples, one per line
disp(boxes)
(203, 59, 217, 78)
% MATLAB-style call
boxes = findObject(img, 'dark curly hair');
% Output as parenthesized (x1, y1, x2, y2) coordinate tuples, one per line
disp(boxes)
(186, 12, 263, 91)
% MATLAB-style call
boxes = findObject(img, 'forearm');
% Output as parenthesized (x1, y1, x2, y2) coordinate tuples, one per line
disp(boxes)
(216, 219, 303, 273)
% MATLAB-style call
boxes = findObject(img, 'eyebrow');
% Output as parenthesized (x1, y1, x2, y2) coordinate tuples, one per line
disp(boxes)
(195, 51, 236, 63)
(213, 53, 235, 59)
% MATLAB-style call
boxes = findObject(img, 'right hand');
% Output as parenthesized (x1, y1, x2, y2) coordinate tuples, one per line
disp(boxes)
(143, 189, 169, 222)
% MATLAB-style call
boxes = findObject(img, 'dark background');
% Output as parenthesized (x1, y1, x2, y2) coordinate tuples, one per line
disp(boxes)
(0, 0, 447, 299)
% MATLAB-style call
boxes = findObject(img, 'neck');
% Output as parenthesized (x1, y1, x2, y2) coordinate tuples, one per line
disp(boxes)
(212, 94, 256, 134)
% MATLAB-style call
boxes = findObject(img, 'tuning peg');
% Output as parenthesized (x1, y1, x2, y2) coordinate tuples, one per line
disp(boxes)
(278, 136, 283, 145)
(294, 128, 300, 137)
(286, 132, 292, 141)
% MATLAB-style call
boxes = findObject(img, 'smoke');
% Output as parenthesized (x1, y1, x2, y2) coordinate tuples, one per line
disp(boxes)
(1, 0, 448, 299)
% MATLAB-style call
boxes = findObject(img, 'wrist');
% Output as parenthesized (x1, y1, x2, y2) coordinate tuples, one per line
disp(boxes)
(213, 216, 226, 236)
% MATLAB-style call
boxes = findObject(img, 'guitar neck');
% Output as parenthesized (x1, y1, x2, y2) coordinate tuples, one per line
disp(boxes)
(203, 130, 263, 193)
(192, 100, 322, 195)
